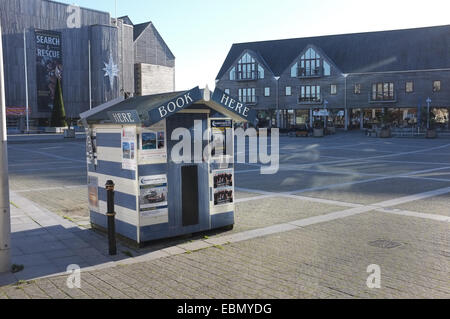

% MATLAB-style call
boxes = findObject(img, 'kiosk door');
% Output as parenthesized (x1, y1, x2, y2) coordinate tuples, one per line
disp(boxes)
(166, 113, 209, 234)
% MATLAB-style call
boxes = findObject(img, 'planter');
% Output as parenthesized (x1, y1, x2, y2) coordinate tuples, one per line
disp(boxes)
(426, 129, 437, 139)
(326, 126, 336, 135)
(379, 128, 391, 138)
(296, 131, 309, 137)
(313, 128, 324, 137)
(64, 129, 76, 138)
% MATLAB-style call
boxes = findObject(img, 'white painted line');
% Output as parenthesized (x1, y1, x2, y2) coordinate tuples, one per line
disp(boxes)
(9, 165, 86, 173)
(289, 206, 371, 227)
(14, 185, 86, 193)
(373, 187, 450, 208)
(374, 208, 450, 222)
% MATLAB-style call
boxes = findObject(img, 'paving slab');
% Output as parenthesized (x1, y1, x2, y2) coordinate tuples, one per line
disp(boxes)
(298, 178, 450, 205)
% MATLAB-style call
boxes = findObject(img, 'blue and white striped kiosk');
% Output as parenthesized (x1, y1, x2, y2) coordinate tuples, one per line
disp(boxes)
(80, 87, 256, 245)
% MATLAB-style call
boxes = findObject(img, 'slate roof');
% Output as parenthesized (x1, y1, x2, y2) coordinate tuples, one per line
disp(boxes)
(118, 15, 134, 26)
(216, 24, 450, 79)
(133, 22, 152, 41)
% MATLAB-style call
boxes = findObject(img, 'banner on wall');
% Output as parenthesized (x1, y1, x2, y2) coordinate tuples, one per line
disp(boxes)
(122, 127, 137, 171)
(139, 175, 168, 217)
(213, 169, 234, 206)
(35, 30, 63, 113)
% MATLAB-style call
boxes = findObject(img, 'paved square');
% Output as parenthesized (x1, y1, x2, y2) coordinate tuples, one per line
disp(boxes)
(1, 132, 449, 299)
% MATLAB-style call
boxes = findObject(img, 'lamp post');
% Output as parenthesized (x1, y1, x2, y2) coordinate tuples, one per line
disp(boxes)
(275, 76, 280, 128)
(323, 99, 329, 129)
(426, 97, 432, 130)
(0, 24, 11, 273)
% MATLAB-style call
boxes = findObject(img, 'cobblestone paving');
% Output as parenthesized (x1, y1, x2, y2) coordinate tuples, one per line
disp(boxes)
(0, 212, 448, 299)
(2, 133, 449, 299)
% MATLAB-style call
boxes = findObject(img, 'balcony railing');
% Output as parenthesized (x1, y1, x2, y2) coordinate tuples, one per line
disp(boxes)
(297, 67, 322, 78)
(369, 91, 397, 103)
(236, 71, 263, 81)
(298, 96, 322, 104)
(240, 97, 258, 105)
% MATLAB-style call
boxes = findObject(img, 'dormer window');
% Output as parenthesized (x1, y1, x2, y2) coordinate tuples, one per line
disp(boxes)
(235, 53, 264, 80)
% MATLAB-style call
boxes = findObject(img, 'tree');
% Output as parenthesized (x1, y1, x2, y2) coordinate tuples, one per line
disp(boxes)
(50, 78, 67, 127)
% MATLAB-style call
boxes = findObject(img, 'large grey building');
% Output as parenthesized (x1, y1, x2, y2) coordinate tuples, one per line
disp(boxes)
(216, 25, 450, 130)
(0, 0, 175, 128)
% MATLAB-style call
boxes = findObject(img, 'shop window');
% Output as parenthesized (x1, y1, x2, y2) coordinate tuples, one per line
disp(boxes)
(433, 81, 441, 92)
(406, 81, 414, 93)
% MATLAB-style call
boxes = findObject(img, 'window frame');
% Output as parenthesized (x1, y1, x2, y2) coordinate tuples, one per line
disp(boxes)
(405, 81, 414, 93)
(331, 84, 337, 95)
(300, 48, 321, 77)
(299, 85, 321, 103)
(285, 86, 292, 96)
(238, 88, 256, 104)
(433, 80, 441, 92)
(371, 82, 395, 101)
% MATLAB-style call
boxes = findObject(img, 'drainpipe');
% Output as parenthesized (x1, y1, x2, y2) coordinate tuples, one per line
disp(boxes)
(344, 74, 349, 131)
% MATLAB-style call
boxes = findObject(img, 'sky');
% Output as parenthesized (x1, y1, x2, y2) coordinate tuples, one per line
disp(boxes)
(59, 0, 450, 91)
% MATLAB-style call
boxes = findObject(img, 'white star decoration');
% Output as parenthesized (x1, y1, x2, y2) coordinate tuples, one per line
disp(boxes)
(103, 53, 119, 90)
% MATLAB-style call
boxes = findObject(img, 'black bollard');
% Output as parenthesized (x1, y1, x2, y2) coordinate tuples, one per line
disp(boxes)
(105, 180, 117, 256)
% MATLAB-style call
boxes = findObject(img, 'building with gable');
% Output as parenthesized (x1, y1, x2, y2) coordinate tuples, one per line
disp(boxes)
(216, 25, 450, 130)
(0, 0, 175, 130)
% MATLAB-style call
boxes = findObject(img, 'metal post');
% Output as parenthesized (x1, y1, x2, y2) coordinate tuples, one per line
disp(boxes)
(426, 98, 432, 130)
(0, 24, 11, 273)
(344, 74, 348, 131)
(105, 180, 117, 256)
(275, 76, 280, 128)
(23, 29, 29, 133)
(88, 40, 92, 110)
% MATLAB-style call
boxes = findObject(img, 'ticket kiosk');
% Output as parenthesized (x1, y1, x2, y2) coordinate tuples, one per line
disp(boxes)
(79, 87, 256, 244)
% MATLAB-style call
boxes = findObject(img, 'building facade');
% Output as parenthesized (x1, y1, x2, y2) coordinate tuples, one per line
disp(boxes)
(216, 25, 450, 130)
(0, 0, 175, 128)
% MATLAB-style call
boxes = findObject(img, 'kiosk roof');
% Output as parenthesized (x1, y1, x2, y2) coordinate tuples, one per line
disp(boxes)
(80, 87, 257, 126)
